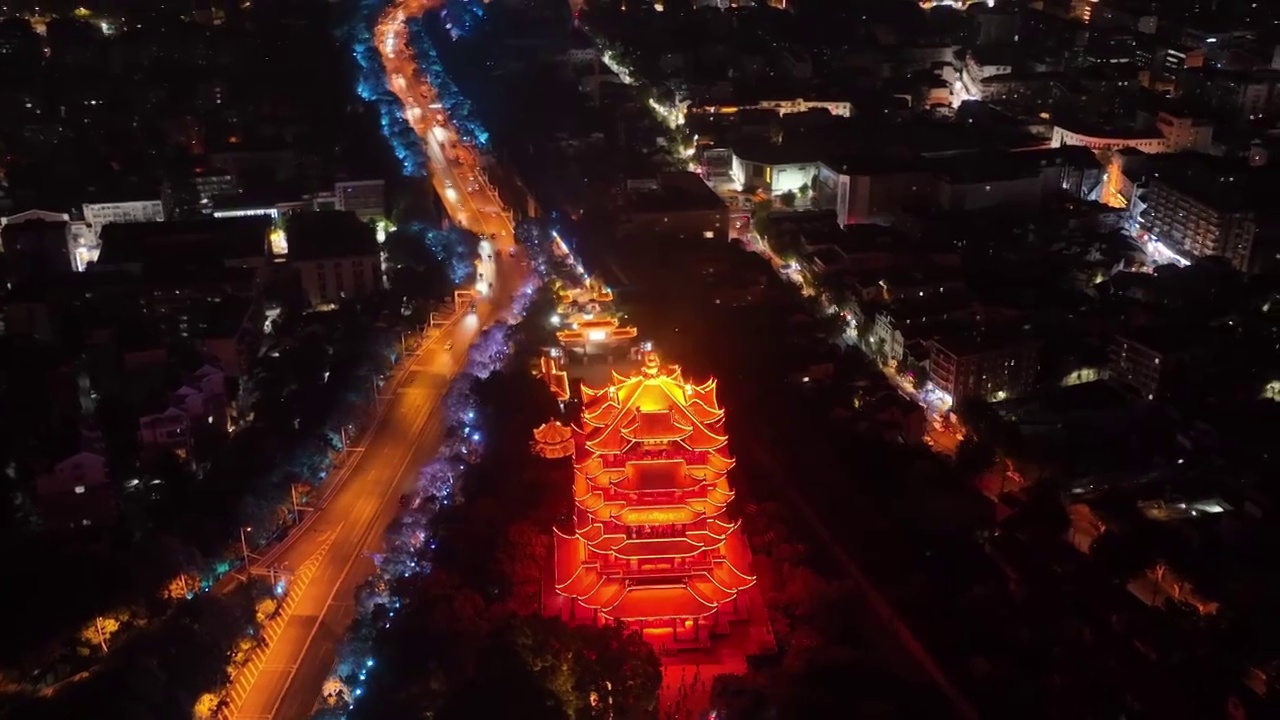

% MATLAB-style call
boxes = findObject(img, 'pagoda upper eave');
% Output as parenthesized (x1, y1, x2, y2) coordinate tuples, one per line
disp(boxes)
(589, 536, 712, 559)
(598, 586, 719, 621)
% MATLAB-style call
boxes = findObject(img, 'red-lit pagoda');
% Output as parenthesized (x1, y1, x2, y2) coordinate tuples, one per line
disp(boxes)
(549, 351, 756, 643)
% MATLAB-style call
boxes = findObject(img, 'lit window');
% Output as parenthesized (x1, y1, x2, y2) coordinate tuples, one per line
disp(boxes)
(74, 485, 86, 494)
(703, 231, 715, 239)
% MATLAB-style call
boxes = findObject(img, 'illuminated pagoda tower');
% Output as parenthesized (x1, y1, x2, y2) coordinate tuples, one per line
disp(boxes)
(550, 351, 755, 644)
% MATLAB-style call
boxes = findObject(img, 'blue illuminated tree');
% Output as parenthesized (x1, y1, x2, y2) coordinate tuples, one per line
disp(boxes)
(408, 21, 490, 149)
(338, 0, 429, 177)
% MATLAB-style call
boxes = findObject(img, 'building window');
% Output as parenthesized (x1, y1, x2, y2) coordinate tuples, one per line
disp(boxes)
(74, 485, 86, 494)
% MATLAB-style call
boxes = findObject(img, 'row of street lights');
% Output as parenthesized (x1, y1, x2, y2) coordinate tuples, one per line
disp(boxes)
(238, 316, 447, 582)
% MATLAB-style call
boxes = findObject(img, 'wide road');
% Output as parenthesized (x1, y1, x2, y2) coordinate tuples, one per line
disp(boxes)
(233, 312, 475, 720)
(231, 3, 522, 718)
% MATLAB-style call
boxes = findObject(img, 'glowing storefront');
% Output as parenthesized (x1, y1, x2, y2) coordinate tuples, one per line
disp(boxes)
(548, 352, 755, 642)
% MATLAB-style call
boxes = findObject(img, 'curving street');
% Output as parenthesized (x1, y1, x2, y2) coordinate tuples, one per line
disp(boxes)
(228, 2, 523, 717)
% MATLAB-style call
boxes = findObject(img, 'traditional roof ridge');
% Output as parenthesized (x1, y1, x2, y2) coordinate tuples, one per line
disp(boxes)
(580, 371, 730, 454)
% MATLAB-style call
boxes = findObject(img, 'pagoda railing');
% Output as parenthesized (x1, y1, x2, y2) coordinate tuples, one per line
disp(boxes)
(596, 558, 717, 579)
(600, 447, 709, 469)
(603, 516, 709, 540)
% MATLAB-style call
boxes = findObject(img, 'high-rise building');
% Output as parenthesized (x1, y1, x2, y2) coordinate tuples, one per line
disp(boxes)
(546, 352, 756, 643)
(1139, 173, 1258, 271)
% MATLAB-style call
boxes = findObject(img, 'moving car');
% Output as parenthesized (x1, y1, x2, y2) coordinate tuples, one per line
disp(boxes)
(444, 341, 454, 350)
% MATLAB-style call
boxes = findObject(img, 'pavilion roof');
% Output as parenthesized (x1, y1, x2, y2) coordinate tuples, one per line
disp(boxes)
(579, 357, 728, 455)
(533, 420, 573, 444)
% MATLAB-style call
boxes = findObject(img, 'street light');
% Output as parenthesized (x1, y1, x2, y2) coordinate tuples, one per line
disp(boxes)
(291, 484, 312, 523)
(240, 527, 253, 578)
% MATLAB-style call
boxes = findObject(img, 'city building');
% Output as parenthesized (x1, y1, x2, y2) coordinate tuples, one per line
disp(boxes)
(820, 147, 1101, 225)
(1138, 170, 1260, 271)
(730, 140, 828, 198)
(870, 292, 975, 368)
(1154, 111, 1214, 153)
(3, 265, 264, 378)
(1133, 39, 1204, 80)
(928, 324, 1041, 403)
(618, 172, 729, 243)
(82, 199, 166, 231)
(169, 364, 230, 430)
(0, 209, 101, 272)
(35, 451, 116, 529)
(1051, 124, 1170, 153)
(191, 297, 263, 378)
(974, 71, 1065, 107)
(1179, 68, 1280, 122)
(200, 179, 385, 225)
(164, 168, 238, 217)
(547, 352, 756, 644)
(95, 217, 272, 275)
(334, 179, 387, 222)
(286, 211, 383, 308)
(687, 97, 853, 119)
(0, 215, 73, 280)
(821, 159, 936, 226)
(1108, 327, 1217, 401)
(137, 405, 192, 457)
(961, 47, 1019, 101)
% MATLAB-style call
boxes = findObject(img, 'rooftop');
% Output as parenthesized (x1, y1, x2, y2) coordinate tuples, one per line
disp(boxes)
(931, 320, 1037, 358)
(625, 172, 726, 214)
(1150, 161, 1280, 215)
(1117, 323, 1219, 357)
(10, 264, 259, 303)
(96, 217, 271, 269)
(285, 211, 379, 261)
(930, 146, 1099, 184)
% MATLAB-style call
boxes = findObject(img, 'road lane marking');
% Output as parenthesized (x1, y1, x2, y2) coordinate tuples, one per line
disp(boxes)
(256, 362, 463, 719)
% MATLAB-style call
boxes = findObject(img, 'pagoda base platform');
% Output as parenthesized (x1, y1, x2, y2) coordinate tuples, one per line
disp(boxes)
(652, 586, 777, 720)
(645, 585, 775, 659)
